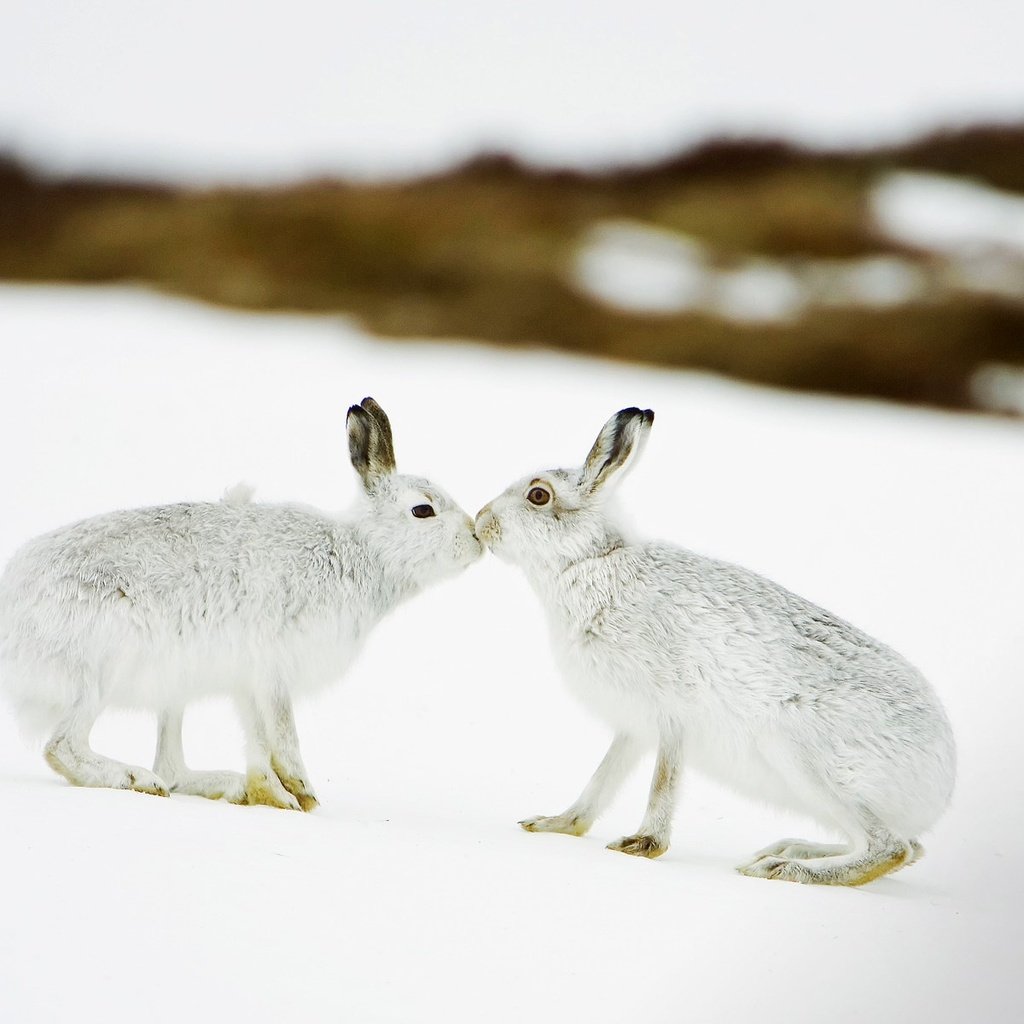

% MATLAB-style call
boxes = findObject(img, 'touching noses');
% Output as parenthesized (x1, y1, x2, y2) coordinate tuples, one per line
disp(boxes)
(475, 504, 498, 544)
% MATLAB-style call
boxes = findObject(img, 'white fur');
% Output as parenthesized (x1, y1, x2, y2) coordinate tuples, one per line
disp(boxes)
(477, 408, 955, 885)
(0, 399, 482, 809)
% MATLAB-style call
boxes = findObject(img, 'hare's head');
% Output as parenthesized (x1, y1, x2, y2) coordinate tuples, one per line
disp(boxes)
(476, 407, 653, 571)
(347, 398, 482, 585)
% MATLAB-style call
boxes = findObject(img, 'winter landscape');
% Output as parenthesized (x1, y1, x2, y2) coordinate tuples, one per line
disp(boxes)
(3, 2, 1024, 1021)
(0, 284, 1022, 1023)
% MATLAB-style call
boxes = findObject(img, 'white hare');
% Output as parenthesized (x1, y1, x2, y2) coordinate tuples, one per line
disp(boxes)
(476, 407, 955, 885)
(0, 398, 481, 810)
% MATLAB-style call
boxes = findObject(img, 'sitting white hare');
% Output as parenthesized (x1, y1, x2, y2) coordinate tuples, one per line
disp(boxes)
(476, 407, 955, 885)
(0, 398, 481, 810)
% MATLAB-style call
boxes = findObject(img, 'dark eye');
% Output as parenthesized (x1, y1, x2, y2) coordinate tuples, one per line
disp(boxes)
(411, 504, 436, 519)
(527, 486, 551, 507)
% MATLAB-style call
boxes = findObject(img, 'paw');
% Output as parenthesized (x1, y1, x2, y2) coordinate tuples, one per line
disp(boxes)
(518, 813, 589, 837)
(270, 758, 319, 813)
(737, 856, 800, 881)
(274, 772, 318, 812)
(606, 834, 667, 859)
(119, 767, 170, 798)
(243, 769, 302, 811)
(294, 791, 319, 813)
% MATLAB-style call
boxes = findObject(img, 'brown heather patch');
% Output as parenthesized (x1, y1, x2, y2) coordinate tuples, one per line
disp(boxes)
(1, 123, 1023, 412)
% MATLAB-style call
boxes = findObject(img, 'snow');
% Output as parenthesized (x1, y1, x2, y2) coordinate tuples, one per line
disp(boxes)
(1, 284, 1023, 1023)
(872, 171, 1024, 255)
(2, 2, 1023, 183)
(869, 172, 1024, 346)
(710, 260, 806, 323)
(812, 255, 930, 308)
(573, 220, 930, 319)
(971, 364, 1024, 417)
(574, 221, 709, 313)
(576, 174, 1024, 321)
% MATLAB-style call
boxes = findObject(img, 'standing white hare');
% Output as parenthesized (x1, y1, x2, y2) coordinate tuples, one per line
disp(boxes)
(476, 407, 955, 885)
(0, 398, 482, 809)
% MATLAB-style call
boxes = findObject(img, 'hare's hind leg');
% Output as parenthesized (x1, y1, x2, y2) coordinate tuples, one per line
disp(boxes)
(738, 810, 912, 886)
(153, 707, 246, 803)
(607, 726, 683, 859)
(520, 731, 645, 837)
(45, 698, 169, 797)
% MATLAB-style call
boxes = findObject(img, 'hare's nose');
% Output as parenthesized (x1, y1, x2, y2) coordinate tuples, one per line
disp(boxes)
(475, 506, 498, 541)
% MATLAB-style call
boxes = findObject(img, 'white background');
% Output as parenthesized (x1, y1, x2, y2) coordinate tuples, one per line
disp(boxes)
(1, 1, 1022, 183)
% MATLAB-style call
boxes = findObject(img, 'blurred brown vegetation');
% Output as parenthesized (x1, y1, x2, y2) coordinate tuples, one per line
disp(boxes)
(1, 124, 1023, 411)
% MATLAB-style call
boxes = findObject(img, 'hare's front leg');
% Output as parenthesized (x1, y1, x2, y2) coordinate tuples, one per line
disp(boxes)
(45, 697, 169, 797)
(607, 727, 682, 859)
(153, 707, 247, 803)
(264, 688, 318, 812)
(237, 686, 318, 812)
(520, 732, 645, 837)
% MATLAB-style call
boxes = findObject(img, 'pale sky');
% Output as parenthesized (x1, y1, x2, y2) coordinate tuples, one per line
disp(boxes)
(1, 0, 1021, 183)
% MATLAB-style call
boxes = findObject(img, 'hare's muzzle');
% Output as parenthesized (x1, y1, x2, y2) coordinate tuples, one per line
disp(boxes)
(474, 505, 500, 548)
(462, 514, 484, 559)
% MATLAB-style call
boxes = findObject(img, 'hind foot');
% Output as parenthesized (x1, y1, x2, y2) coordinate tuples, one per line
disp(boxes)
(738, 842, 911, 886)
(45, 744, 169, 798)
(115, 766, 170, 798)
(519, 812, 590, 836)
(738, 838, 848, 872)
(243, 769, 302, 811)
(607, 834, 668, 859)
(168, 770, 248, 804)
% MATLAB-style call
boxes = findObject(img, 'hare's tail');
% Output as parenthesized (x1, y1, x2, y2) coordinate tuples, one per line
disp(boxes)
(221, 481, 256, 505)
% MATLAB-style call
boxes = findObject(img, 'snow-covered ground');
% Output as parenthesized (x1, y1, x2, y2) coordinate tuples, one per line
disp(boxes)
(0, 285, 1022, 1023)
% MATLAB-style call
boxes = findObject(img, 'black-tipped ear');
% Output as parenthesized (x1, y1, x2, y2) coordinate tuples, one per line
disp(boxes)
(358, 397, 396, 471)
(347, 397, 397, 489)
(579, 407, 654, 494)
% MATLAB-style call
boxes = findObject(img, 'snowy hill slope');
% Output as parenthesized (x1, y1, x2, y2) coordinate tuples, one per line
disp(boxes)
(0, 285, 1021, 1023)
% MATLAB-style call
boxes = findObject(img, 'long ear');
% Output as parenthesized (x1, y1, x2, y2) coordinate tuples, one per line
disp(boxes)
(579, 407, 654, 495)
(347, 396, 397, 489)
(358, 396, 396, 470)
